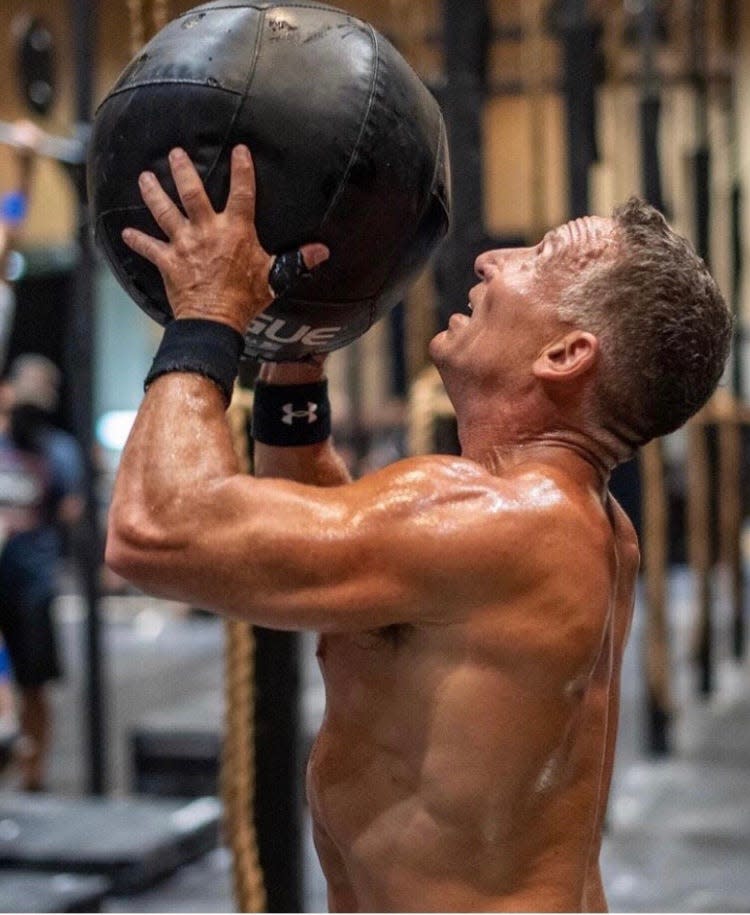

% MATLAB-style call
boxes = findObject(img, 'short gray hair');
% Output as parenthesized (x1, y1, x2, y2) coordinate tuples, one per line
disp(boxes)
(557, 198, 732, 445)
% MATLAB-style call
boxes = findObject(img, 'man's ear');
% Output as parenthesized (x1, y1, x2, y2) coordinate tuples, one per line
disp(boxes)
(533, 331, 599, 382)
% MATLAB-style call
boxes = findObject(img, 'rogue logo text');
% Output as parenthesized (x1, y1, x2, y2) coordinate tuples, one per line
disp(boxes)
(249, 314, 343, 351)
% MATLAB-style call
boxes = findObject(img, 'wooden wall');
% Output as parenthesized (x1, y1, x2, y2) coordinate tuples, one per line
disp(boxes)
(0, 0, 743, 345)
(0, 0, 566, 247)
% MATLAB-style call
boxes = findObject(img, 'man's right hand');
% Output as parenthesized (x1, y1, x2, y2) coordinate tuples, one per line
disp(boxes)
(122, 146, 328, 335)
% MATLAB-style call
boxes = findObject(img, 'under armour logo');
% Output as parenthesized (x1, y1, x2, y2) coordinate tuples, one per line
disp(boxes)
(281, 402, 319, 425)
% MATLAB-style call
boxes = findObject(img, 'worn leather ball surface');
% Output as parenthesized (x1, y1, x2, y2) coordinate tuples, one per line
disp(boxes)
(89, 1, 451, 360)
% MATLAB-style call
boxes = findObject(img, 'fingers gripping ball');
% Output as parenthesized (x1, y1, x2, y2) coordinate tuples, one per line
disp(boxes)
(88, 0, 451, 361)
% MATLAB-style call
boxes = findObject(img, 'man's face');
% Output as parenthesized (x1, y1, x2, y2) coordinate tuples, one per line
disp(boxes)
(429, 216, 616, 394)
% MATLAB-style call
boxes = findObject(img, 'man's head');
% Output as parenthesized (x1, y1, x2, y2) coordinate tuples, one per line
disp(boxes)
(9, 353, 61, 414)
(556, 198, 732, 444)
(431, 199, 732, 451)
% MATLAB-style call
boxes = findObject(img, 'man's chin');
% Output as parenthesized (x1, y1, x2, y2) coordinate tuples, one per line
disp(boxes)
(427, 329, 451, 366)
(428, 332, 454, 390)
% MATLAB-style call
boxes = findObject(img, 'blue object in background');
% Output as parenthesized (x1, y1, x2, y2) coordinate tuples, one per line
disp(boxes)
(0, 640, 12, 680)
(0, 191, 28, 228)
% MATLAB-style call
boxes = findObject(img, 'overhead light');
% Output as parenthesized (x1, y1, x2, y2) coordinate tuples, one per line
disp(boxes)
(96, 410, 136, 451)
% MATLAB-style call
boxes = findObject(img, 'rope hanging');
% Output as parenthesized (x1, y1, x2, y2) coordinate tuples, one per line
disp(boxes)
(124, 4, 260, 905)
(126, 0, 145, 56)
(408, 364, 453, 456)
(127, 0, 170, 56)
(222, 386, 266, 913)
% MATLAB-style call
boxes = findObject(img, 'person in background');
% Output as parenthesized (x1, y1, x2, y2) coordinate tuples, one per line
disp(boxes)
(0, 121, 65, 791)
(3, 355, 85, 790)
(0, 385, 20, 768)
(0, 372, 59, 790)
(0, 636, 16, 767)
(9, 354, 85, 530)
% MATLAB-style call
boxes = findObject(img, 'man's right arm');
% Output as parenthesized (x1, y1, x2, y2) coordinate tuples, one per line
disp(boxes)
(105, 144, 540, 632)
(253, 358, 351, 487)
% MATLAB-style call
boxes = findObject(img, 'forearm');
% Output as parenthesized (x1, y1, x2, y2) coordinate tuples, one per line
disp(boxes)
(253, 360, 351, 486)
(108, 372, 239, 562)
(254, 439, 350, 485)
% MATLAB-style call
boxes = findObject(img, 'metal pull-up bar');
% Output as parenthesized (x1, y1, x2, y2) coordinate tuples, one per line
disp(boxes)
(0, 120, 86, 166)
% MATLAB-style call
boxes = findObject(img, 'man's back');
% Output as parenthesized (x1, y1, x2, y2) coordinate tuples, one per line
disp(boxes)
(307, 464, 639, 912)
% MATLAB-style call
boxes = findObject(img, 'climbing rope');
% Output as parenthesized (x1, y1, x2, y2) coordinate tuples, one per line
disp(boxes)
(152, 0, 169, 34)
(126, 0, 145, 56)
(222, 386, 266, 913)
(126, 0, 170, 56)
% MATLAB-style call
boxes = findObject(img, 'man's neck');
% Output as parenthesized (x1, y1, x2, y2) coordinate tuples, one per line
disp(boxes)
(455, 392, 630, 493)
(470, 436, 613, 494)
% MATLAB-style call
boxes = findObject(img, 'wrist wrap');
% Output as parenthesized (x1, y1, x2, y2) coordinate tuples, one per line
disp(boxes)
(251, 379, 331, 446)
(144, 318, 244, 406)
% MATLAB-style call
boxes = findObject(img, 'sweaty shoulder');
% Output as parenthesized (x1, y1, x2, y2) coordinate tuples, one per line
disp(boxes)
(349, 456, 605, 620)
(363, 455, 601, 540)
(354, 454, 525, 523)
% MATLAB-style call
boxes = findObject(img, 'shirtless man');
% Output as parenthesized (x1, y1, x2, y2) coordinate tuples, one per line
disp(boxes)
(106, 146, 731, 912)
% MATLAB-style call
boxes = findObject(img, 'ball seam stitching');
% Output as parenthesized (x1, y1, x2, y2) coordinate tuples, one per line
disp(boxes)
(318, 22, 379, 231)
(202, 5, 267, 193)
(100, 81, 244, 104)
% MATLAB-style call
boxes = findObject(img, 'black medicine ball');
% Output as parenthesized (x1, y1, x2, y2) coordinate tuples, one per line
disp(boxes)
(88, 0, 451, 361)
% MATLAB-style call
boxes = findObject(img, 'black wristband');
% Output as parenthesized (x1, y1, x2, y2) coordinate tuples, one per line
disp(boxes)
(144, 318, 244, 406)
(251, 379, 331, 446)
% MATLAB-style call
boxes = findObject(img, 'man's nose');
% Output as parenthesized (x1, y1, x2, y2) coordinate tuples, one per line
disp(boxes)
(474, 250, 497, 279)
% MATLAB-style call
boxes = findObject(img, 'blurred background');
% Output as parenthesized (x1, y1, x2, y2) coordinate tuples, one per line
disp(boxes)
(0, 0, 748, 911)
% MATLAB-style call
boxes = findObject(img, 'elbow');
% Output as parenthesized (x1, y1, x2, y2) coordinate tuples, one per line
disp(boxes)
(104, 522, 141, 585)
(105, 503, 173, 594)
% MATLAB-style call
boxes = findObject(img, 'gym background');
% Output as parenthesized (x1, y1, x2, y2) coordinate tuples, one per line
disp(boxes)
(0, 0, 748, 912)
